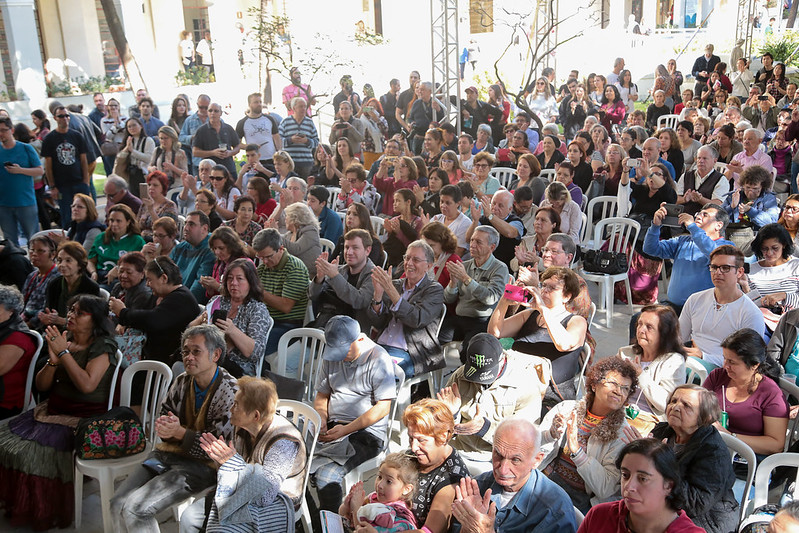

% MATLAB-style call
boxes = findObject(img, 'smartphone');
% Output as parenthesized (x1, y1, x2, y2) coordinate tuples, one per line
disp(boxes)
(504, 284, 532, 303)
(3, 161, 13, 168)
(661, 203, 685, 227)
(496, 148, 511, 161)
(759, 95, 769, 101)
(142, 457, 168, 475)
(362, 105, 373, 114)
(334, 122, 349, 130)
(139, 183, 150, 199)
(212, 309, 227, 324)
(626, 159, 641, 168)
(384, 156, 397, 165)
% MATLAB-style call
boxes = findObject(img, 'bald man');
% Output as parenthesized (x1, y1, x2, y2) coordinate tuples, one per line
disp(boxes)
(466, 190, 525, 264)
(452, 419, 577, 532)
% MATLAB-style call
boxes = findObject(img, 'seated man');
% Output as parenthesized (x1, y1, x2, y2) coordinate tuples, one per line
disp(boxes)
(442, 225, 508, 362)
(310, 229, 374, 331)
(627, 137, 676, 182)
(367, 240, 445, 378)
(513, 186, 537, 237)
(451, 419, 577, 532)
(437, 334, 543, 474)
(676, 145, 728, 216)
(681, 245, 764, 370)
(103, 174, 142, 217)
(312, 315, 396, 512)
(170, 210, 215, 303)
(111, 324, 237, 531)
(724, 128, 774, 188)
(253, 228, 309, 358)
(642, 202, 732, 314)
(306, 185, 343, 243)
(466, 190, 525, 265)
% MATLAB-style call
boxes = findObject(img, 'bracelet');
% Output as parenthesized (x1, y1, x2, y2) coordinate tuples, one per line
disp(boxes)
(57, 349, 70, 358)
(46, 360, 59, 367)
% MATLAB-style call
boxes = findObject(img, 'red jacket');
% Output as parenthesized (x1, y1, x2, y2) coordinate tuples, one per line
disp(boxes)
(579, 500, 705, 533)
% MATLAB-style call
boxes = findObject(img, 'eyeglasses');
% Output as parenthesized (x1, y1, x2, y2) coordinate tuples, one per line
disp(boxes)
(473, 163, 490, 169)
(67, 306, 91, 317)
(709, 264, 737, 273)
(55, 114, 69, 118)
(540, 282, 563, 293)
(602, 379, 631, 395)
(153, 232, 169, 239)
(541, 247, 564, 255)
(403, 255, 428, 264)
(198, 105, 208, 110)
(181, 348, 205, 359)
(210, 175, 226, 181)
(649, 171, 664, 178)
(785, 205, 799, 213)
(258, 250, 278, 262)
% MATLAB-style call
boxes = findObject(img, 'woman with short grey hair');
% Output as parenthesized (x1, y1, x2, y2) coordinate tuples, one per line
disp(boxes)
(282, 203, 321, 278)
(0, 284, 41, 418)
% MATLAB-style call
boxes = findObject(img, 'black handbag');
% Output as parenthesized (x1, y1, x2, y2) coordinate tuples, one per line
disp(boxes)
(583, 249, 628, 275)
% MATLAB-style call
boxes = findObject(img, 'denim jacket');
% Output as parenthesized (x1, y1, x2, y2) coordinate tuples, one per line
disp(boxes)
(721, 190, 780, 229)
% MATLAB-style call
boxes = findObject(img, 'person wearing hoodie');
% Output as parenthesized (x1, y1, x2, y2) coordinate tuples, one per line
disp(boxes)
(0, 239, 33, 291)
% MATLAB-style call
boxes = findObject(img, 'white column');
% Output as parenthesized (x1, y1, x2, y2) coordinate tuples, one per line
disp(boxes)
(672, 0, 684, 28)
(609, 0, 627, 30)
(206, 0, 242, 85)
(0, 0, 47, 103)
(56, 0, 105, 78)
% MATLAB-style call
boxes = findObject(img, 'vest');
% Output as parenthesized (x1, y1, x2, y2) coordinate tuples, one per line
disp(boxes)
(683, 169, 723, 216)
(235, 413, 308, 510)
(481, 212, 525, 265)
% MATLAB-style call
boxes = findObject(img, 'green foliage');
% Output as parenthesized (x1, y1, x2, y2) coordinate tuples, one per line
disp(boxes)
(46, 79, 73, 97)
(174, 66, 215, 86)
(46, 75, 125, 97)
(759, 31, 799, 68)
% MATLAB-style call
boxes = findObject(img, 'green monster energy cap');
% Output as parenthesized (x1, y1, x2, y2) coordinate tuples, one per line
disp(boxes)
(463, 333, 503, 384)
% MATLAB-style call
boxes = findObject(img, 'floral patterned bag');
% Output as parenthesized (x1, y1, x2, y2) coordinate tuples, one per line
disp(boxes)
(74, 406, 146, 459)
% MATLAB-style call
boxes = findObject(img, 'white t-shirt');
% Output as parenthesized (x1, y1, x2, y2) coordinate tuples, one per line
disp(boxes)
(432, 211, 472, 250)
(679, 287, 765, 367)
(460, 154, 475, 171)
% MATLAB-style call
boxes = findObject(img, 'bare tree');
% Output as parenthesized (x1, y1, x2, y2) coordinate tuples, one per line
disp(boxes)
(474, 1, 601, 129)
(98, 0, 145, 91)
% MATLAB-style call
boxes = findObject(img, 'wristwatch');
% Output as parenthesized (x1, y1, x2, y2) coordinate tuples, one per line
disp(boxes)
(488, 214, 495, 222)
(371, 299, 381, 307)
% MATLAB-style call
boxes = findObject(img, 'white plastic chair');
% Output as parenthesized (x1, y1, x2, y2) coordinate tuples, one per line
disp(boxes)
(578, 212, 588, 246)
(575, 342, 593, 400)
(489, 167, 518, 190)
(685, 357, 709, 385)
(714, 162, 728, 175)
(326, 187, 341, 209)
(748, 452, 799, 523)
(276, 399, 321, 533)
(106, 350, 125, 410)
(371, 215, 388, 243)
(266, 328, 327, 402)
(581, 196, 618, 248)
(74, 360, 173, 532)
(720, 432, 756, 523)
(539, 169, 556, 183)
(381, 249, 388, 269)
(587, 302, 597, 330)
(574, 505, 585, 526)
(19, 330, 43, 413)
(579, 217, 640, 328)
(29, 228, 65, 242)
(343, 364, 405, 492)
(657, 114, 680, 130)
(99, 288, 110, 302)
(255, 321, 274, 378)
(780, 377, 799, 452)
(319, 238, 335, 256)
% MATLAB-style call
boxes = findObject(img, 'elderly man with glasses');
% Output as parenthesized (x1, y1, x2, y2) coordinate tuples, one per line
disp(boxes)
(677, 145, 729, 216)
(191, 102, 240, 178)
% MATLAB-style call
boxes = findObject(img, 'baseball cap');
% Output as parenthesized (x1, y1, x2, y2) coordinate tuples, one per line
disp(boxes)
(465, 86, 478, 94)
(463, 333, 503, 384)
(323, 315, 361, 362)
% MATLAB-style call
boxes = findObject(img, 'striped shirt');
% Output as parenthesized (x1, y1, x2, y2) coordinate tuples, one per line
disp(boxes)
(277, 116, 319, 165)
(748, 257, 799, 310)
(257, 251, 309, 322)
(548, 410, 604, 491)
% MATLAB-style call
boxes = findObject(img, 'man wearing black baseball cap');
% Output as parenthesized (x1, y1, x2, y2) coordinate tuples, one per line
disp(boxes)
(437, 333, 546, 474)
(311, 315, 396, 512)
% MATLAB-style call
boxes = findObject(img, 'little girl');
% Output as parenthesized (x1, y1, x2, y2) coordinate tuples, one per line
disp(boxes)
(339, 452, 417, 532)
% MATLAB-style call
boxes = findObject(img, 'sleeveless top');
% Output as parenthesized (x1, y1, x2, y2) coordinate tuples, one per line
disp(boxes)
(512, 308, 582, 363)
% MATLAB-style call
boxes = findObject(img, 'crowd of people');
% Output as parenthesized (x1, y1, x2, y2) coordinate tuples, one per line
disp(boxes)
(4, 42, 799, 533)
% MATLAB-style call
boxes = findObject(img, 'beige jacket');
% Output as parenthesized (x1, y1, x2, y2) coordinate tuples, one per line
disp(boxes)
(618, 346, 686, 417)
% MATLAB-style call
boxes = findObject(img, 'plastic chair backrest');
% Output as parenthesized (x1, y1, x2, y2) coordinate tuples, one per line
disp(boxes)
(780, 377, 799, 452)
(319, 238, 335, 256)
(540, 169, 556, 183)
(22, 330, 43, 411)
(751, 452, 799, 511)
(326, 188, 341, 209)
(685, 357, 708, 386)
(714, 162, 728, 174)
(657, 114, 680, 130)
(275, 328, 327, 401)
(385, 364, 405, 451)
(583, 196, 618, 246)
(99, 288, 110, 302)
(593, 217, 640, 262)
(106, 350, 125, 410)
(275, 399, 321, 506)
(371, 216, 387, 242)
(720, 432, 756, 522)
(489, 167, 518, 190)
(119, 360, 173, 439)
(255, 321, 274, 377)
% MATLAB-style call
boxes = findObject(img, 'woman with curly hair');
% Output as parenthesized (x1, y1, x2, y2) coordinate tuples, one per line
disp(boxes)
(540, 356, 638, 513)
(222, 195, 263, 249)
(199, 226, 249, 299)
(283, 202, 321, 278)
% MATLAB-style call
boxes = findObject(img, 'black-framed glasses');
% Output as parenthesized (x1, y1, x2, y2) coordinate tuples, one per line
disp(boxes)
(210, 175, 226, 181)
(55, 114, 69, 118)
(602, 379, 631, 395)
(709, 264, 736, 273)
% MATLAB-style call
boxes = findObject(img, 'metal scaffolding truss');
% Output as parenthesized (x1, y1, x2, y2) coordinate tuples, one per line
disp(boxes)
(735, 0, 756, 60)
(430, 0, 460, 132)
(532, 0, 557, 78)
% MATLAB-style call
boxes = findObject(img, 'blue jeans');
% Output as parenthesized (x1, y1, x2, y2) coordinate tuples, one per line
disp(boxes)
(110, 450, 216, 533)
(57, 182, 91, 228)
(382, 345, 414, 378)
(0, 204, 38, 245)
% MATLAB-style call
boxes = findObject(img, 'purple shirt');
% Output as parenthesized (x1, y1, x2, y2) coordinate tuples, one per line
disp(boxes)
(703, 368, 788, 436)
(730, 148, 774, 188)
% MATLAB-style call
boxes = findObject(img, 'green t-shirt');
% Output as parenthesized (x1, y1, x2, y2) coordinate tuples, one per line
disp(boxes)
(256, 251, 308, 322)
(88, 232, 146, 272)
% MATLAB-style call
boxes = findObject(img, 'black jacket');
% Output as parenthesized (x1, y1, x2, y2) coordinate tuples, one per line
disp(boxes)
(0, 240, 33, 291)
(651, 422, 738, 533)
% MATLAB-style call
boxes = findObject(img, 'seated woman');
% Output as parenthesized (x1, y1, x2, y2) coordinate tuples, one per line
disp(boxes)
(512, 152, 545, 203)
(742, 223, 799, 331)
(210, 165, 242, 221)
(39, 241, 100, 328)
(87, 204, 146, 285)
(779, 194, 799, 256)
(383, 189, 423, 271)
(22, 234, 59, 330)
(721, 165, 780, 232)
(589, 143, 626, 199)
(140, 216, 178, 262)
(579, 439, 705, 533)
(540, 356, 637, 513)
(137, 170, 178, 240)
(333, 162, 380, 215)
(536, 135, 566, 172)
(222, 195, 263, 250)
(440, 150, 468, 185)
(282, 203, 321, 279)
(245, 176, 277, 226)
(566, 141, 594, 193)
(374, 155, 419, 216)
(110, 257, 199, 365)
(703, 328, 789, 456)
(514, 206, 561, 271)
(402, 399, 469, 533)
(645, 384, 738, 533)
(618, 305, 687, 435)
(199, 226, 249, 300)
(487, 266, 587, 391)
(464, 152, 500, 200)
(617, 163, 678, 305)
(420, 222, 461, 291)
(330, 202, 384, 266)
(0, 294, 118, 530)
(416, 168, 448, 218)
(199, 259, 272, 377)
(540, 181, 581, 244)
(51, 193, 105, 251)
(147, 125, 187, 186)
(195, 188, 224, 232)
(179, 376, 307, 532)
(544, 160, 582, 207)
(107, 252, 152, 365)
(657, 127, 685, 178)
(0, 285, 40, 419)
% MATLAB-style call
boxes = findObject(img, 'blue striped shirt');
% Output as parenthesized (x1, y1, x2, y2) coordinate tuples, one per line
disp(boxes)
(277, 116, 319, 165)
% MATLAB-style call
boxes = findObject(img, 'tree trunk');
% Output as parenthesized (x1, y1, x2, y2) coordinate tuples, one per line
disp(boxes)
(98, 0, 146, 90)
(789, 0, 798, 28)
